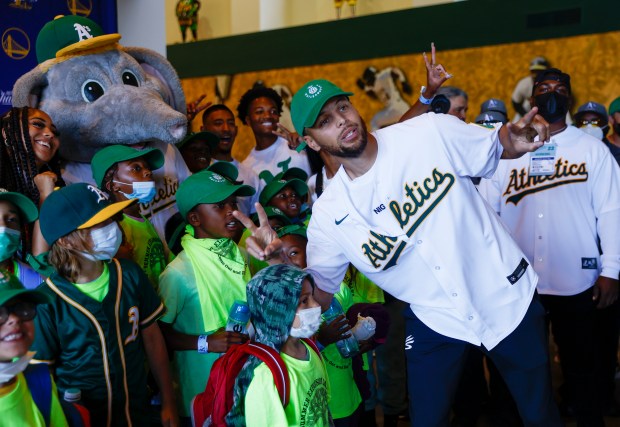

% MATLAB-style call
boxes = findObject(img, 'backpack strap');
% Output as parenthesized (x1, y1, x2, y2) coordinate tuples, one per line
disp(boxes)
(24, 363, 52, 427)
(301, 338, 321, 360)
(244, 343, 290, 407)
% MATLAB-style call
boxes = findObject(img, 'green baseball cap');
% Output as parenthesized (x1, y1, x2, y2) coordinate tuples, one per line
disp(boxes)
(91, 145, 165, 188)
(0, 269, 50, 307)
(609, 97, 620, 116)
(0, 189, 38, 223)
(36, 15, 121, 64)
(275, 167, 308, 183)
(250, 207, 292, 227)
(277, 224, 307, 240)
(176, 171, 256, 218)
(176, 131, 220, 151)
(206, 161, 239, 182)
(40, 183, 135, 245)
(291, 79, 353, 134)
(259, 178, 308, 206)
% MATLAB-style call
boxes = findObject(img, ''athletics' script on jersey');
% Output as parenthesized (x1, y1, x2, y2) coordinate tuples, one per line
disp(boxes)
(362, 168, 455, 270)
(503, 158, 588, 205)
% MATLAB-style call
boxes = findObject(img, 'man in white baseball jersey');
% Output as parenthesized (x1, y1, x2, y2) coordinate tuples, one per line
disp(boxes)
(479, 68, 620, 427)
(237, 77, 562, 426)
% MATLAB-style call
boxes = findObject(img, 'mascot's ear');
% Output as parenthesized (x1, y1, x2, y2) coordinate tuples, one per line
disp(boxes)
(123, 47, 187, 115)
(12, 67, 49, 108)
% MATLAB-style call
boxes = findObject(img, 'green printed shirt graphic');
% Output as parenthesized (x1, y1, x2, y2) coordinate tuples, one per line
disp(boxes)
(245, 341, 331, 427)
(120, 214, 167, 289)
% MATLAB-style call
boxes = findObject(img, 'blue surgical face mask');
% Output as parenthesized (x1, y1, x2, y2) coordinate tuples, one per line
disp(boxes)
(113, 180, 157, 204)
(0, 227, 20, 262)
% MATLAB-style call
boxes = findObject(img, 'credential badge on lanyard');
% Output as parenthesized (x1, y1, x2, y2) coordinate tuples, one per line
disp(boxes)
(529, 140, 557, 176)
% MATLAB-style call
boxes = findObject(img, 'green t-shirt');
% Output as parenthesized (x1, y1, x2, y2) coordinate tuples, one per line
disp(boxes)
(245, 341, 331, 427)
(320, 283, 362, 419)
(73, 263, 109, 302)
(119, 214, 167, 289)
(343, 266, 384, 304)
(159, 250, 246, 416)
(0, 372, 68, 427)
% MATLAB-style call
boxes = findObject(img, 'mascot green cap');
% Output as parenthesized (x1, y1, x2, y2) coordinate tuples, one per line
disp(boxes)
(36, 15, 121, 64)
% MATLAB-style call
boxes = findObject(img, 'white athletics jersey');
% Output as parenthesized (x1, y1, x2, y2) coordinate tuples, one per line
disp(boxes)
(62, 141, 190, 246)
(212, 159, 263, 215)
(307, 113, 537, 349)
(242, 136, 312, 179)
(478, 126, 620, 296)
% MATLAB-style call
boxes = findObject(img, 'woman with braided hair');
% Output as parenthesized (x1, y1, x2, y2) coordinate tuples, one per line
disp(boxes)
(1, 107, 62, 255)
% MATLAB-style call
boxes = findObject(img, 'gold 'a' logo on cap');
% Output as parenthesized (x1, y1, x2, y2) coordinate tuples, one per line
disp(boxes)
(305, 84, 322, 99)
(2, 28, 30, 60)
(87, 185, 109, 203)
(68, 0, 93, 17)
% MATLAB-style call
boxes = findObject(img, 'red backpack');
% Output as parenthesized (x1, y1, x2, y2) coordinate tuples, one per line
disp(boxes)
(190, 339, 320, 427)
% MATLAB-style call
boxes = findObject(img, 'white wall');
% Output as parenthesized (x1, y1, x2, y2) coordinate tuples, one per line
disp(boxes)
(117, 0, 167, 56)
(162, 0, 461, 45)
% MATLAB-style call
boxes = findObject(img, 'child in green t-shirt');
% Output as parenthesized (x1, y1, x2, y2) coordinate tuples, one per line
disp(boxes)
(33, 183, 178, 427)
(91, 145, 169, 290)
(0, 270, 68, 427)
(158, 170, 256, 420)
(276, 224, 363, 424)
(226, 263, 331, 427)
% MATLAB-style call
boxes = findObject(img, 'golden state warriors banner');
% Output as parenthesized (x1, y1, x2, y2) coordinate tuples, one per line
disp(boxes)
(1, 0, 117, 114)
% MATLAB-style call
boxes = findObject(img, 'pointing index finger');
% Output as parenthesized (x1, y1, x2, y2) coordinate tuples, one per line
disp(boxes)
(431, 42, 436, 65)
(232, 209, 257, 233)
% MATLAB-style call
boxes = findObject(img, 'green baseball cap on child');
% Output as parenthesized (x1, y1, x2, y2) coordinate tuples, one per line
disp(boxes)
(0, 269, 50, 307)
(206, 162, 239, 183)
(291, 79, 353, 134)
(36, 15, 121, 64)
(91, 145, 165, 188)
(176, 171, 256, 219)
(0, 189, 38, 223)
(277, 224, 307, 240)
(250, 207, 292, 227)
(259, 178, 308, 206)
(40, 183, 135, 245)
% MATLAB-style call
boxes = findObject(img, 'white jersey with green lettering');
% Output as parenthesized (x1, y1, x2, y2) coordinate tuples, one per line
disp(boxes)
(306, 113, 537, 350)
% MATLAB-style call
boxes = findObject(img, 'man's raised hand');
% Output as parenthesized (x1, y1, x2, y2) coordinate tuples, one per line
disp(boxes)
(501, 107, 549, 158)
(233, 203, 282, 262)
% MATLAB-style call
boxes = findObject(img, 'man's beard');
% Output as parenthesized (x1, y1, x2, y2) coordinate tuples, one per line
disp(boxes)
(326, 122, 368, 158)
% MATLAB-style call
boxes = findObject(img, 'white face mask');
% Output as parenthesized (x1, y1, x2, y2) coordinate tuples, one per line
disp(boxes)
(289, 306, 322, 338)
(0, 351, 34, 384)
(81, 222, 122, 261)
(579, 124, 604, 141)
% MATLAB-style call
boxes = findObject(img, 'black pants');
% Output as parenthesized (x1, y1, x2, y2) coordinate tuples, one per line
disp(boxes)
(540, 287, 605, 427)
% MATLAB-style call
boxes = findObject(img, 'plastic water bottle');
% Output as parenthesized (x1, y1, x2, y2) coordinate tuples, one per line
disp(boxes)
(351, 315, 376, 341)
(322, 298, 359, 358)
(64, 388, 81, 403)
(225, 300, 250, 334)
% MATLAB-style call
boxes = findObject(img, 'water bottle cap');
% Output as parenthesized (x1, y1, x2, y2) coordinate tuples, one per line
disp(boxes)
(64, 388, 81, 401)
(229, 301, 250, 322)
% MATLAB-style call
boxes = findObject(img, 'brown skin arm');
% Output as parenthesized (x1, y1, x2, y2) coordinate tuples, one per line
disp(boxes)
(400, 42, 453, 122)
(158, 321, 248, 353)
(142, 322, 179, 427)
(593, 276, 619, 309)
(498, 107, 549, 159)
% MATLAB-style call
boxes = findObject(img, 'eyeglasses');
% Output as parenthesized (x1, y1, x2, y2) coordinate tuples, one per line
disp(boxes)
(0, 302, 37, 325)
(578, 119, 603, 127)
